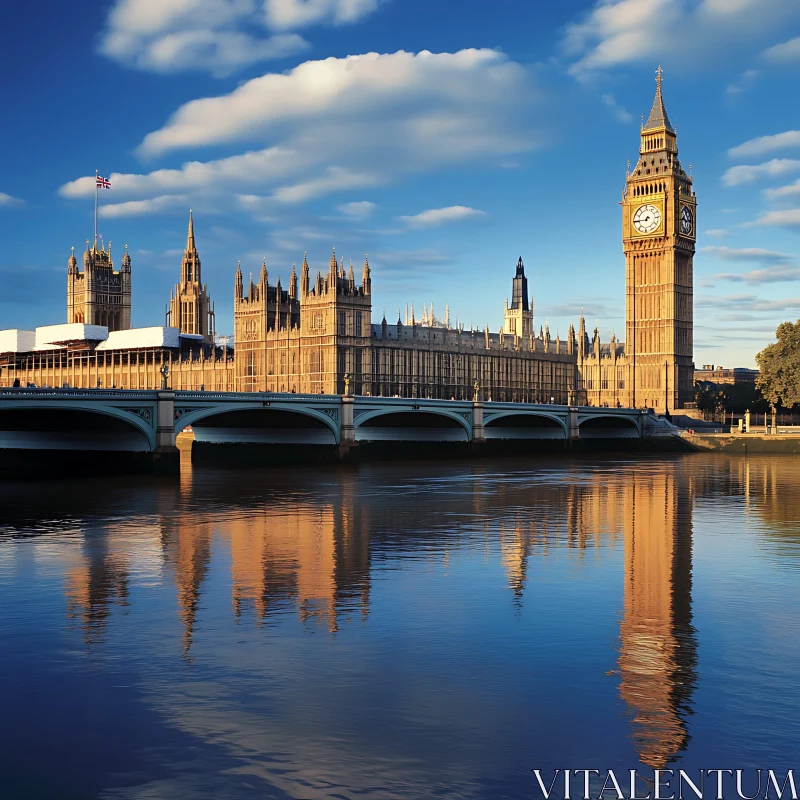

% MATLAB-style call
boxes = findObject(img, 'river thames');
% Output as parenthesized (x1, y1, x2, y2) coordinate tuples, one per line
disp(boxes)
(1, 454, 799, 799)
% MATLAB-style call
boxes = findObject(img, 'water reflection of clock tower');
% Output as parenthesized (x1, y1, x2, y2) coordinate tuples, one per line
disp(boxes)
(622, 67, 695, 411)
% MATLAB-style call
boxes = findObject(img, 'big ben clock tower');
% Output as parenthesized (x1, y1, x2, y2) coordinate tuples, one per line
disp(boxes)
(623, 68, 695, 411)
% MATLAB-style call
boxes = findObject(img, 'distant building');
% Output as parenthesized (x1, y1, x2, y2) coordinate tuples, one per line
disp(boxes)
(167, 211, 216, 344)
(67, 240, 131, 331)
(694, 365, 759, 385)
(0, 324, 233, 390)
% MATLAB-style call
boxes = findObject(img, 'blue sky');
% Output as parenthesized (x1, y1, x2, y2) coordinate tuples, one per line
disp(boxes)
(1, 0, 800, 367)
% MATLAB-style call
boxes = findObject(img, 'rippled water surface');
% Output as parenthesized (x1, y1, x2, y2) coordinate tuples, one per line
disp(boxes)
(1, 454, 799, 799)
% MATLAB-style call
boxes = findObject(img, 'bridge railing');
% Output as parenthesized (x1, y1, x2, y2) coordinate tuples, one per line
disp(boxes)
(0, 387, 159, 400)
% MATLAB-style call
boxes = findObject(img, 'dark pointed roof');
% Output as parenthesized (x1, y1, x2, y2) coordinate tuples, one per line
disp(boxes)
(643, 66, 674, 133)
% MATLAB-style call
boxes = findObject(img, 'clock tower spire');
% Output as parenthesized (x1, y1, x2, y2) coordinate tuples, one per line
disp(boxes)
(623, 67, 695, 412)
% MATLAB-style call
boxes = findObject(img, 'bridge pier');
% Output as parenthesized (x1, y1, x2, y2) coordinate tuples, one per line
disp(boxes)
(153, 390, 179, 474)
(569, 408, 580, 444)
(338, 395, 359, 460)
(471, 400, 488, 455)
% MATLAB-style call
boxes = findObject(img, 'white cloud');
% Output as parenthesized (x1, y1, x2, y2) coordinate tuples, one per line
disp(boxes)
(704, 229, 728, 238)
(60, 49, 541, 215)
(764, 179, 800, 200)
(696, 293, 800, 312)
(748, 209, 800, 229)
(273, 167, 381, 203)
(60, 147, 303, 200)
(707, 265, 800, 284)
(721, 159, 800, 187)
(600, 93, 633, 123)
(563, 0, 800, 78)
(699, 246, 795, 264)
(763, 35, 800, 64)
(138, 49, 534, 157)
(98, 0, 380, 76)
(337, 201, 377, 218)
(399, 206, 485, 228)
(726, 69, 758, 97)
(728, 131, 800, 160)
(265, 0, 378, 30)
(100, 195, 190, 218)
(0, 192, 24, 207)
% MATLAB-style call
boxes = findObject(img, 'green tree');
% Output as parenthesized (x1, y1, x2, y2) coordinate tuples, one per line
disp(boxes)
(694, 382, 726, 418)
(756, 320, 800, 408)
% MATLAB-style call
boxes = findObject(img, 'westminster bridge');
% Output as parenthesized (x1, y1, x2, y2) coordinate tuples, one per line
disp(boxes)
(0, 388, 681, 475)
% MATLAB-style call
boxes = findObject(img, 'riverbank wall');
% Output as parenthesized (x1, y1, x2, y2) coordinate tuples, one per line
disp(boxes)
(682, 433, 800, 454)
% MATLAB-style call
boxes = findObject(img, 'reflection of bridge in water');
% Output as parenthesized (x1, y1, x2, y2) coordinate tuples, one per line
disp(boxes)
(0, 388, 680, 474)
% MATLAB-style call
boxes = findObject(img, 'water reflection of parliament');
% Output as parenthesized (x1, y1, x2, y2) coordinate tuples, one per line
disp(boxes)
(64, 463, 712, 768)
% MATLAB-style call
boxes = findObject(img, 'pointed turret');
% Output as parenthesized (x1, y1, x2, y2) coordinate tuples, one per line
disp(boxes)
(301, 252, 310, 297)
(121, 243, 131, 273)
(362, 255, 371, 295)
(635, 66, 681, 169)
(275, 276, 282, 329)
(643, 66, 674, 133)
(290, 262, 298, 299)
(329, 247, 337, 291)
(511, 257, 529, 311)
(235, 261, 243, 300)
(68, 246, 77, 274)
(260, 258, 268, 289)
(180, 209, 201, 285)
(348, 259, 355, 292)
(186, 209, 196, 251)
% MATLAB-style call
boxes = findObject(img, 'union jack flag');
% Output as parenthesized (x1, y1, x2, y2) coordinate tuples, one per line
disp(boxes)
(96, 175, 111, 189)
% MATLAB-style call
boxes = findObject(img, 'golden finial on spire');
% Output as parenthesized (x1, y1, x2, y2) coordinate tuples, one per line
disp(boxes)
(656, 65, 663, 90)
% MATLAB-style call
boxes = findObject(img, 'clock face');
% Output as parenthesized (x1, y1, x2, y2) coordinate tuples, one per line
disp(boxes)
(633, 204, 662, 234)
(680, 205, 694, 236)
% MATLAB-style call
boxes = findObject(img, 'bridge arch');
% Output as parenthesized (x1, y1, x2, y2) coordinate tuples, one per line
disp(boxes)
(178, 403, 340, 445)
(354, 408, 471, 442)
(483, 410, 568, 439)
(0, 403, 155, 452)
(578, 414, 640, 439)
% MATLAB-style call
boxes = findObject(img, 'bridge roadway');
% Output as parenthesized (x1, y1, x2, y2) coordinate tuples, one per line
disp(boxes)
(0, 388, 680, 473)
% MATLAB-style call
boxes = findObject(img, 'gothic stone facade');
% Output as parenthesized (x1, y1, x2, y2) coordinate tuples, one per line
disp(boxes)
(232, 246, 577, 402)
(67, 241, 131, 331)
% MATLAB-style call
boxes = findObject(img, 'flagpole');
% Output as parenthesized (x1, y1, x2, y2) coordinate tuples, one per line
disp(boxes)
(94, 169, 98, 249)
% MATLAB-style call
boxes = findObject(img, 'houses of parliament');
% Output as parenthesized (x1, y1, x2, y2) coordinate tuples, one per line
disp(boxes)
(0, 70, 696, 410)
